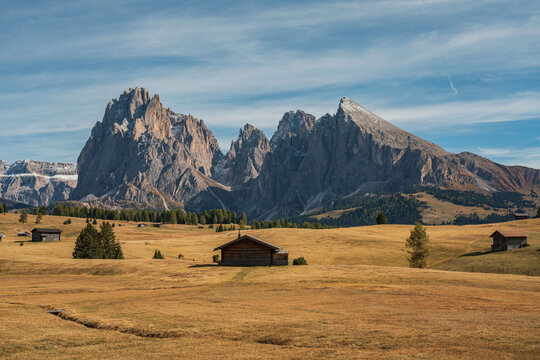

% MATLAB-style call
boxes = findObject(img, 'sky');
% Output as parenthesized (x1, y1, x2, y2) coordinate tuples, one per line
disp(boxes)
(1, 0, 539, 168)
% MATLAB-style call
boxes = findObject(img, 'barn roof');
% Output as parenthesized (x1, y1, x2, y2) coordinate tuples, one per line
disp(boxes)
(490, 229, 528, 238)
(31, 228, 62, 234)
(214, 234, 281, 251)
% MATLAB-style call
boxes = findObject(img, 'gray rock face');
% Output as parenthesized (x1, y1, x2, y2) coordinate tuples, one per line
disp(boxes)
(71, 87, 226, 210)
(0, 160, 77, 206)
(248, 97, 540, 218)
(215, 124, 271, 187)
(72, 89, 540, 218)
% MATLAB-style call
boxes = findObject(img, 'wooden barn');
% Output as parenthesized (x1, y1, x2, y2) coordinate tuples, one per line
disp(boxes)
(31, 228, 62, 242)
(214, 234, 289, 266)
(490, 229, 527, 252)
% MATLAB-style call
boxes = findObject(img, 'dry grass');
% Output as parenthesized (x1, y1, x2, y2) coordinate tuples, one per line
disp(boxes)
(0, 213, 539, 359)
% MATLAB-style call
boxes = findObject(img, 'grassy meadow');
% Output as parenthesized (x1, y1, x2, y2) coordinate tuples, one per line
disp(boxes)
(0, 213, 539, 359)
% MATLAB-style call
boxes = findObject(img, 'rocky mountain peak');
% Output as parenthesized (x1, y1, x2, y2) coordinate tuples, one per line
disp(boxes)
(270, 110, 316, 149)
(214, 123, 270, 187)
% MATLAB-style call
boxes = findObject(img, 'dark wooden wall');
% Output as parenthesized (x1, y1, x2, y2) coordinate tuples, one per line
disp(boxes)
(221, 239, 273, 266)
(491, 234, 527, 252)
(32, 232, 61, 242)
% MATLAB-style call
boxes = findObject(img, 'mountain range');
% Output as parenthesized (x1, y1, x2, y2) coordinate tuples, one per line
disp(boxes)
(2, 87, 539, 218)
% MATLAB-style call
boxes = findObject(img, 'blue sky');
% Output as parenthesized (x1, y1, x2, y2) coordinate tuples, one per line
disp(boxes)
(1, 0, 539, 167)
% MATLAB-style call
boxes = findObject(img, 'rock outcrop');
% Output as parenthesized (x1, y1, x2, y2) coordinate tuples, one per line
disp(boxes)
(0, 160, 77, 207)
(72, 89, 540, 217)
(71, 87, 227, 210)
(214, 124, 271, 187)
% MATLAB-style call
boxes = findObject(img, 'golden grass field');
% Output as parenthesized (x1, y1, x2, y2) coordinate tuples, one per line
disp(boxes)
(1, 213, 539, 359)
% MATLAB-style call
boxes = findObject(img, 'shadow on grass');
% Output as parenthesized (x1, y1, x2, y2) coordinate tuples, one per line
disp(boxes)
(459, 250, 492, 257)
(188, 263, 219, 268)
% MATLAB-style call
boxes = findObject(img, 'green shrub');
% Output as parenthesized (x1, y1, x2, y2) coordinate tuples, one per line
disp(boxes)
(153, 249, 164, 259)
(292, 257, 307, 265)
(177, 253, 184, 259)
(212, 254, 220, 263)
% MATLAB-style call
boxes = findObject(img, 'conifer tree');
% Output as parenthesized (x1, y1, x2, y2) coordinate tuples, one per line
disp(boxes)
(35, 213, 43, 224)
(73, 223, 101, 259)
(239, 212, 248, 226)
(99, 222, 123, 259)
(405, 222, 430, 268)
(19, 211, 28, 225)
(376, 212, 387, 224)
(199, 214, 207, 225)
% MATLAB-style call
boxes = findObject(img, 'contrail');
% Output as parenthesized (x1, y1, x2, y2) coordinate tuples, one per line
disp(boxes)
(447, 75, 458, 95)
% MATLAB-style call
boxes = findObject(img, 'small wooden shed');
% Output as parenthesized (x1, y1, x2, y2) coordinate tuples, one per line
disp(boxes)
(31, 228, 62, 242)
(490, 229, 527, 252)
(513, 213, 529, 220)
(214, 234, 289, 266)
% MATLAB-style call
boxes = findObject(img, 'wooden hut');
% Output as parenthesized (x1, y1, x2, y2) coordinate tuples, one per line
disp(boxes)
(490, 229, 527, 252)
(214, 234, 289, 266)
(513, 212, 529, 220)
(31, 228, 61, 242)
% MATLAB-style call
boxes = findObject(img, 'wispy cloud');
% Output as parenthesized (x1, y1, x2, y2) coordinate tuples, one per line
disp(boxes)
(0, 0, 539, 164)
(377, 92, 540, 129)
(447, 75, 458, 95)
(477, 147, 540, 169)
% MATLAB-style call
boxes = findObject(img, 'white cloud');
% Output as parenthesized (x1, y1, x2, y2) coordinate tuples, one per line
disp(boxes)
(376, 92, 540, 128)
(477, 147, 540, 169)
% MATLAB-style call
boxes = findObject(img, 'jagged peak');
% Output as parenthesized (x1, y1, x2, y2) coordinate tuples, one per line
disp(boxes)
(270, 110, 316, 149)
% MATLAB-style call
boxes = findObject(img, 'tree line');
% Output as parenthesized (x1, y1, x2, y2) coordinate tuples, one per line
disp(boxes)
(290, 194, 423, 227)
(51, 204, 249, 226)
(408, 186, 536, 209)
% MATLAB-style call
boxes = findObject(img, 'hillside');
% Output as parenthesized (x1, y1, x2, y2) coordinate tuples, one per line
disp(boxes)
(0, 214, 539, 359)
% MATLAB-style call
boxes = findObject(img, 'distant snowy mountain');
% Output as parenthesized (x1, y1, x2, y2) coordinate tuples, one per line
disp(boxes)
(0, 160, 77, 207)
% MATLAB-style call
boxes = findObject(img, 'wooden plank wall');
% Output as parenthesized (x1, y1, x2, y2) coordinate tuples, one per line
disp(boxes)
(221, 239, 272, 266)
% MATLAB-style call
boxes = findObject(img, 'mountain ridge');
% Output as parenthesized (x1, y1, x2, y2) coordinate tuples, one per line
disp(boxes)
(3, 87, 538, 217)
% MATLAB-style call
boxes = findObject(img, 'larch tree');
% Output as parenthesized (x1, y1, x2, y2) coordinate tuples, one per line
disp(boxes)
(405, 222, 430, 268)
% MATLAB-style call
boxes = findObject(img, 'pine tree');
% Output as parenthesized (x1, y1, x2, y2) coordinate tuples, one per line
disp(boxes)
(405, 222, 430, 268)
(73, 223, 100, 259)
(239, 212, 248, 226)
(35, 213, 43, 224)
(19, 211, 28, 225)
(0, 201, 3, 214)
(536, 206, 540, 218)
(153, 249, 164, 259)
(376, 212, 387, 224)
(99, 222, 123, 259)
(199, 214, 207, 225)
(3, 203, 7, 215)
